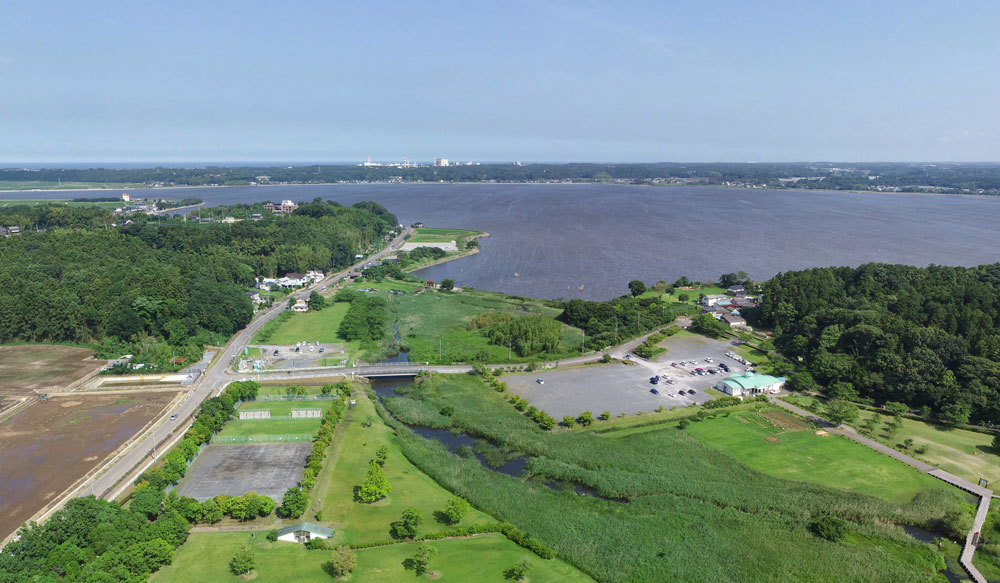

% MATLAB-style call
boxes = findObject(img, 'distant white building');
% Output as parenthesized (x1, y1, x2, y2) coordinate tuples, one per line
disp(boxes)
(291, 299, 308, 312)
(433, 157, 450, 167)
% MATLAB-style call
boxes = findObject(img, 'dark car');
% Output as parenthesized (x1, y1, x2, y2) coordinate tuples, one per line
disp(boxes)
(273, 349, 279, 356)
(719, 363, 730, 372)
(688, 390, 697, 395)
(649, 376, 659, 384)
(650, 388, 659, 395)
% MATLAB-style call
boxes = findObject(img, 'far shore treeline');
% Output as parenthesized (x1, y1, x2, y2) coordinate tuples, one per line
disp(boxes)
(0, 199, 397, 369)
(3, 162, 1000, 194)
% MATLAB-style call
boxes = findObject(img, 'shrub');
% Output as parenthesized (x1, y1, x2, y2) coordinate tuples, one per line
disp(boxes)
(809, 515, 847, 541)
(266, 530, 278, 542)
(440, 497, 471, 525)
(326, 546, 357, 578)
(598, 411, 611, 421)
(229, 544, 256, 575)
(390, 507, 423, 540)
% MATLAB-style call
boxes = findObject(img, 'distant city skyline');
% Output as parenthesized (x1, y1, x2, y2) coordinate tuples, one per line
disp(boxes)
(2, 0, 998, 163)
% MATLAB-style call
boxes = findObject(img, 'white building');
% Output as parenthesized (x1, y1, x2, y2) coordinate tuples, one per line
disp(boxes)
(276, 522, 333, 543)
(433, 157, 450, 167)
(291, 299, 308, 312)
(716, 372, 786, 397)
(701, 294, 730, 307)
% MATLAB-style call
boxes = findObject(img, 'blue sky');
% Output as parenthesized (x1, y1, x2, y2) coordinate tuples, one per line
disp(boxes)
(1, 0, 997, 163)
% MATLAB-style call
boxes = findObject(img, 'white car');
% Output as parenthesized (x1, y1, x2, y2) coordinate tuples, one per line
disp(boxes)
(536, 378, 545, 384)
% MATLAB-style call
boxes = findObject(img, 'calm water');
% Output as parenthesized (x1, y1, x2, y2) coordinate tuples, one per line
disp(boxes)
(6, 184, 1000, 300)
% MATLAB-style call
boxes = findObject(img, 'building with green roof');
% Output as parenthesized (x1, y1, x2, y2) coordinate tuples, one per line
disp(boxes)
(276, 522, 334, 543)
(715, 372, 786, 397)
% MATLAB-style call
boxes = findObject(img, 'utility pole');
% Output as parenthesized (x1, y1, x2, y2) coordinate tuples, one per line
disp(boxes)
(581, 331, 585, 354)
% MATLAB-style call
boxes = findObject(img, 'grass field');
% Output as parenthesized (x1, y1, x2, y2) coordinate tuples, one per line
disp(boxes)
(150, 531, 592, 583)
(257, 302, 363, 362)
(847, 410, 1000, 485)
(364, 282, 585, 364)
(216, 401, 336, 437)
(685, 407, 948, 504)
(408, 227, 484, 245)
(377, 374, 953, 582)
(317, 392, 496, 545)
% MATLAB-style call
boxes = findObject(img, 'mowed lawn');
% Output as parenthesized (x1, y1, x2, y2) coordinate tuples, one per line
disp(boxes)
(318, 393, 496, 545)
(264, 302, 359, 348)
(216, 400, 335, 437)
(151, 531, 592, 583)
(849, 411, 1000, 485)
(685, 409, 947, 504)
(408, 227, 483, 244)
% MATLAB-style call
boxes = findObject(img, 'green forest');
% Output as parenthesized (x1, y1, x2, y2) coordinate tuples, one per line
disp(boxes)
(755, 262, 1000, 425)
(0, 200, 396, 367)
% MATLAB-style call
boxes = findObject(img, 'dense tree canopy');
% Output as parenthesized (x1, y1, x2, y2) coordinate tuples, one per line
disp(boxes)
(0, 201, 396, 365)
(756, 262, 1000, 424)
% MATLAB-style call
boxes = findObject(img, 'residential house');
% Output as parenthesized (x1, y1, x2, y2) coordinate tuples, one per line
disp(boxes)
(716, 372, 785, 397)
(305, 270, 324, 282)
(276, 522, 333, 543)
(248, 290, 264, 305)
(722, 312, 748, 329)
(258, 278, 278, 290)
(727, 285, 746, 296)
(700, 294, 729, 307)
(250, 213, 263, 221)
(264, 199, 298, 214)
(7, 226, 21, 234)
(291, 299, 309, 312)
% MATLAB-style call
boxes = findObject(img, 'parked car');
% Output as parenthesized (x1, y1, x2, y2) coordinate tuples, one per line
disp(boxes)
(650, 388, 660, 395)
(665, 379, 676, 385)
(705, 358, 714, 363)
(649, 377, 659, 384)
(273, 349, 279, 356)
(319, 347, 325, 353)
(708, 369, 717, 374)
(536, 378, 545, 384)
(719, 363, 730, 372)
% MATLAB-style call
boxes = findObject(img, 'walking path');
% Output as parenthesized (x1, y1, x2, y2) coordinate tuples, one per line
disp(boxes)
(770, 396, 993, 583)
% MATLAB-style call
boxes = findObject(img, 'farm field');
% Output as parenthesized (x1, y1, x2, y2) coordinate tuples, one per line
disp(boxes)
(151, 531, 593, 583)
(317, 392, 496, 545)
(0, 392, 174, 539)
(377, 373, 956, 582)
(684, 407, 947, 504)
(0, 344, 103, 398)
(847, 410, 1000, 485)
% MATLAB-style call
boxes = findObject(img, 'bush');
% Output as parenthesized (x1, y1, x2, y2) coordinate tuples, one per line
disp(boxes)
(440, 497, 471, 525)
(266, 530, 278, 542)
(500, 523, 556, 559)
(390, 507, 423, 540)
(808, 515, 847, 541)
(229, 544, 256, 575)
(326, 546, 357, 577)
(279, 487, 308, 519)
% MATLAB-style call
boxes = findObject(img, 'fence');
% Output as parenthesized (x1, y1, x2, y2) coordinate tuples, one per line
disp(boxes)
(212, 434, 314, 444)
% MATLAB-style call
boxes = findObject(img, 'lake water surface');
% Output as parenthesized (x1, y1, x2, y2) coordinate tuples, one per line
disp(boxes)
(6, 184, 1000, 300)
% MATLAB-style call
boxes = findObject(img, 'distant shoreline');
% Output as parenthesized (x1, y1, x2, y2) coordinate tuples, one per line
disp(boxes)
(0, 181, 995, 201)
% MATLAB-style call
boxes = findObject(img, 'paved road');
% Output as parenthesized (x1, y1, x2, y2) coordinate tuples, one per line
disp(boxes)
(770, 396, 993, 583)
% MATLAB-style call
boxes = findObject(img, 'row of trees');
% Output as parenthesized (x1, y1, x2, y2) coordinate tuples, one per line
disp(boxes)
(556, 295, 675, 351)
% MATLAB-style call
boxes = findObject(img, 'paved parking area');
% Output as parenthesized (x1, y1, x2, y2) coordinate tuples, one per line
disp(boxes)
(175, 443, 311, 501)
(505, 334, 750, 419)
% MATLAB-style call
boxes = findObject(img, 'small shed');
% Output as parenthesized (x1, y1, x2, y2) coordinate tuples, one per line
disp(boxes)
(277, 522, 334, 543)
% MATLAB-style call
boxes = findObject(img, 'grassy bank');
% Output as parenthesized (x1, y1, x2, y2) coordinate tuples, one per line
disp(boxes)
(150, 531, 592, 583)
(684, 407, 946, 504)
(376, 373, 956, 582)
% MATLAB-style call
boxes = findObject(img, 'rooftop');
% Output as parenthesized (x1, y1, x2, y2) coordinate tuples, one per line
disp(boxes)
(276, 522, 334, 537)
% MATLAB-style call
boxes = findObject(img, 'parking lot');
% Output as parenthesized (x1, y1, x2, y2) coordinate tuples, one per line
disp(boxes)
(504, 333, 752, 419)
(240, 343, 349, 372)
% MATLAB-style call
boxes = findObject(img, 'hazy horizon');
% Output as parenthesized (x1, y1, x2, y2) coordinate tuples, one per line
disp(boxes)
(2, 1, 998, 163)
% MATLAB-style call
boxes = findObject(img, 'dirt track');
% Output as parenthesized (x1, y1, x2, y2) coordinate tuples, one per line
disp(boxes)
(0, 393, 174, 539)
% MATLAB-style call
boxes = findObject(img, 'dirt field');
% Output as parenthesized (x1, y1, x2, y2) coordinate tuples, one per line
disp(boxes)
(0, 392, 174, 539)
(0, 345, 104, 398)
(175, 443, 311, 501)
